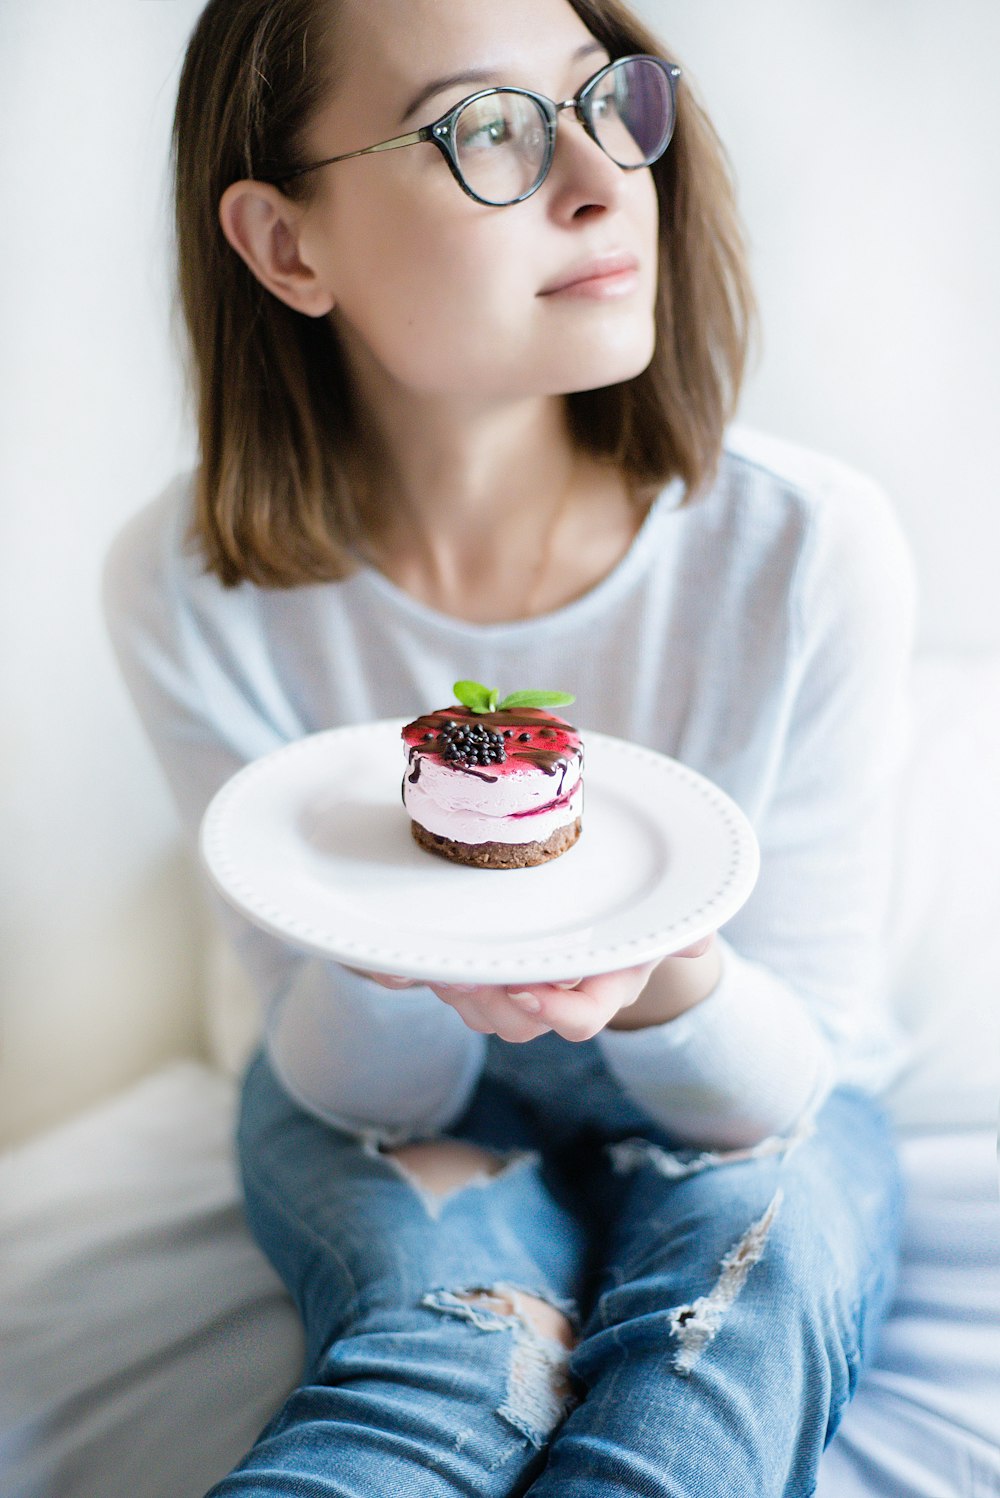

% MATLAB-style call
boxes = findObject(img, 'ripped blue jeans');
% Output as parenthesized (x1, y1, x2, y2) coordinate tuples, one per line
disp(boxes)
(208, 1030, 903, 1498)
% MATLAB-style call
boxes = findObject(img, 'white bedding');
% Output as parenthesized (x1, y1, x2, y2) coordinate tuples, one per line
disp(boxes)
(0, 1065, 302, 1498)
(816, 1128, 1000, 1497)
(1, 1061, 998, 1498)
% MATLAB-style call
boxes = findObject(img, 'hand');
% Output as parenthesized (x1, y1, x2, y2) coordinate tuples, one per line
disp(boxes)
(421, 963, 652, 1043)
(347, 964, 658, 1041)
(436, 934, 716, 1043)
(345, 935, 717, 1042)
(344, 966, 424, 991)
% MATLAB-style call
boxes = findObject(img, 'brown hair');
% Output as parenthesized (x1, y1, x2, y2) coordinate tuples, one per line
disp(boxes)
(172, 0, 756, 587)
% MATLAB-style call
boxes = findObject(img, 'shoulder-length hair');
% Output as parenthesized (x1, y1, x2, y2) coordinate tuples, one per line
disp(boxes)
(172, 0, 755, 587)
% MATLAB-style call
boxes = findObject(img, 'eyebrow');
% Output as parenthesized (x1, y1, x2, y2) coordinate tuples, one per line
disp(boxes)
(398, 40, 607, 125)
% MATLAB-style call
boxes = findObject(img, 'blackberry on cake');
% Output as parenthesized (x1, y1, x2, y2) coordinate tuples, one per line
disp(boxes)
(401, 681, 583, 868)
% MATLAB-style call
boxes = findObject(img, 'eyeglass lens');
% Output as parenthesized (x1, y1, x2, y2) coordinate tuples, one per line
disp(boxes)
(453, 56, 674, 205)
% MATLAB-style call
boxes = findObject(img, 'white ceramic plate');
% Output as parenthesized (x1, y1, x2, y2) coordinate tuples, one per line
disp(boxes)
(199, 719, 759, 984)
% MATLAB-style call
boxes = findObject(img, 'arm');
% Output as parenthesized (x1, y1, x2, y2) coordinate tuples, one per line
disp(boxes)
(593, 475, 918, 1146)
(102, 484, 485, 1143)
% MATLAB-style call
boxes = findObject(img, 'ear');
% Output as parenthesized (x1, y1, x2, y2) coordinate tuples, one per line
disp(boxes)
(218, 180, 336, 318)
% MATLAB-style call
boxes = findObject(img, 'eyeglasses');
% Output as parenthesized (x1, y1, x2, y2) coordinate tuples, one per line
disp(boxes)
(261, 54, 681, 207)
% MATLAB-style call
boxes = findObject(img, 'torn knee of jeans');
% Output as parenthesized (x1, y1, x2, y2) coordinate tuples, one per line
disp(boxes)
(669, 1187, 784, 1376)
(607, 1114, 815, 1182)
(422, 1284, 579, 1446)
(376, 1139, 537, 1219)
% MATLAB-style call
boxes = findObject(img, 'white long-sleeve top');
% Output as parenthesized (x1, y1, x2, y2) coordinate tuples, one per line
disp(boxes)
(102, 427, 918, 1150)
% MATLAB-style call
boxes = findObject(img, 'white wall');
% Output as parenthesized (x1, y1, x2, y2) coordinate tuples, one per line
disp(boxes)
(1, 1, 203, 1144)
(637, 0, 1000, 652)
(2, 1, 998, 1143)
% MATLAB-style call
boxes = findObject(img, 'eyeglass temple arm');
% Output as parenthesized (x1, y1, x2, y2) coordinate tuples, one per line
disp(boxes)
(269, 127, 430, 183)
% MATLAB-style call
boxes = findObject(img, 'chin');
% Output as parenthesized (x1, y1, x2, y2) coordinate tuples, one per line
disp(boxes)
(555, 328, 657, 395)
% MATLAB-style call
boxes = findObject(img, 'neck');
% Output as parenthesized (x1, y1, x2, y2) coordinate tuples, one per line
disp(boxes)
(360, 396, 576, 548)
(339, 336, 638, 624)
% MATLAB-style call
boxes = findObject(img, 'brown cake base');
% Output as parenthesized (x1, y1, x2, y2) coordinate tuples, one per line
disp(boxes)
(410, 818, 582, 869)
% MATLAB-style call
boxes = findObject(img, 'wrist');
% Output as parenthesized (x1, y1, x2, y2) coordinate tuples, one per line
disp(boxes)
(607, 939, 723, 1031)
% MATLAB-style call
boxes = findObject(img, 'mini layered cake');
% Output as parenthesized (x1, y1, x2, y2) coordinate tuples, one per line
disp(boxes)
(401, 683, 583, 868)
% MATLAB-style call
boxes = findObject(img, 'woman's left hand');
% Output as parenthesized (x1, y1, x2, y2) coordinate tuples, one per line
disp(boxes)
(428, 935, 715, 1044)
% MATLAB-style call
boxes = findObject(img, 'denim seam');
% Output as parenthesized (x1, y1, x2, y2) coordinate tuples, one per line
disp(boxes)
(240, 1151, 361, 1318)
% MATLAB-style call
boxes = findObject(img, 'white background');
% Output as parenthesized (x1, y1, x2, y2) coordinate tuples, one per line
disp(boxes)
(2, 0, 998, 1143)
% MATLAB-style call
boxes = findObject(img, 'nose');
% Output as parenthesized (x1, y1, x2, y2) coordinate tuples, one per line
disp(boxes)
(546, 102, 627, 219)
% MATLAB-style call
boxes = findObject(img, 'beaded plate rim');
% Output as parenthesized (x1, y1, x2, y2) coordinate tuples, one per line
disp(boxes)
(199, 719, 760, 982)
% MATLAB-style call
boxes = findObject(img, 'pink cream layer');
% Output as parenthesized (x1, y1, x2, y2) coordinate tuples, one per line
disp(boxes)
(401, 705, 583, 846)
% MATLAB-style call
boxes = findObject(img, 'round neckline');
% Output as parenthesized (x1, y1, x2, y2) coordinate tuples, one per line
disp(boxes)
(350, 475, 685, 639)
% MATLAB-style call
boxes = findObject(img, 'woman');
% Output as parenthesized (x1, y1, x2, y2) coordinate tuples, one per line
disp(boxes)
(104, 0, 918, 1491)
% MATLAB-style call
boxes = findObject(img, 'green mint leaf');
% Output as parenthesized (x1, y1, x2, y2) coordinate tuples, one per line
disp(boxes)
(498, 690, 576, 711)
(488, 689, 499, 712)
(453, 679, 493, 714)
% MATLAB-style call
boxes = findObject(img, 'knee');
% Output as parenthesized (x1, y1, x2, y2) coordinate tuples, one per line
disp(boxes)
(386, 1141, 577, 1354)
(386, 1138, 506, 1196)
(421, 1282, 579, 1444)
(678, 1190, 856, 1388)
(448, 1286, 577, 1352)
(595, 1181, 846, 1374)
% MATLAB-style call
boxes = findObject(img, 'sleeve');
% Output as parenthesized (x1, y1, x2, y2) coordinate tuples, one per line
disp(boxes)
(101, 484, 486, 1144)
(597, 473, 919, 1148)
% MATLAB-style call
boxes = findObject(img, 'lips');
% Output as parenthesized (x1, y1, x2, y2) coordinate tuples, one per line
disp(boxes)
(538, 252, 640, 296)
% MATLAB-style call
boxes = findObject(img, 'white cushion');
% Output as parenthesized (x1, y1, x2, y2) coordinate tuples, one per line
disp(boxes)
(881, 652, 1000, 1130)
(816, 1127, 1000, 1496)
(0, 1063, 302, 1498)
(204, 928, 265, 1081)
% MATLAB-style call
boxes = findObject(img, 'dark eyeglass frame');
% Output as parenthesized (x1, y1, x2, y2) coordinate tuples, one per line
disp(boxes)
(259, 54, 682, 206)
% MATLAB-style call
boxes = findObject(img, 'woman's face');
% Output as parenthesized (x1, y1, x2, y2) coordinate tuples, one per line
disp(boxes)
(295, 0, 661, 405)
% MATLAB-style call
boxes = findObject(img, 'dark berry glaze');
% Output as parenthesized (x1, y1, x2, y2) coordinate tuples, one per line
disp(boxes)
(402, 706, 583, 795)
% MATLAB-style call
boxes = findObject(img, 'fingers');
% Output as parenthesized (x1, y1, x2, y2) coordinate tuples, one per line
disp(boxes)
(507, 974, 631, 1042)
(346, 953, 701, 1047)
(672, 934, 716, 959)
(508, 960, 661, 1042)
(431, 960, 662, 1044)
(508, 985, 609, 1042)
(343, 966, 420, 989)
(430, 983, 553, 1043)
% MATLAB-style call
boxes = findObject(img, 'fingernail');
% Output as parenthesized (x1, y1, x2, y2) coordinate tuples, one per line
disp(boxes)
(509, 990, 542, 1013)
(554, 979, 581, 990)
